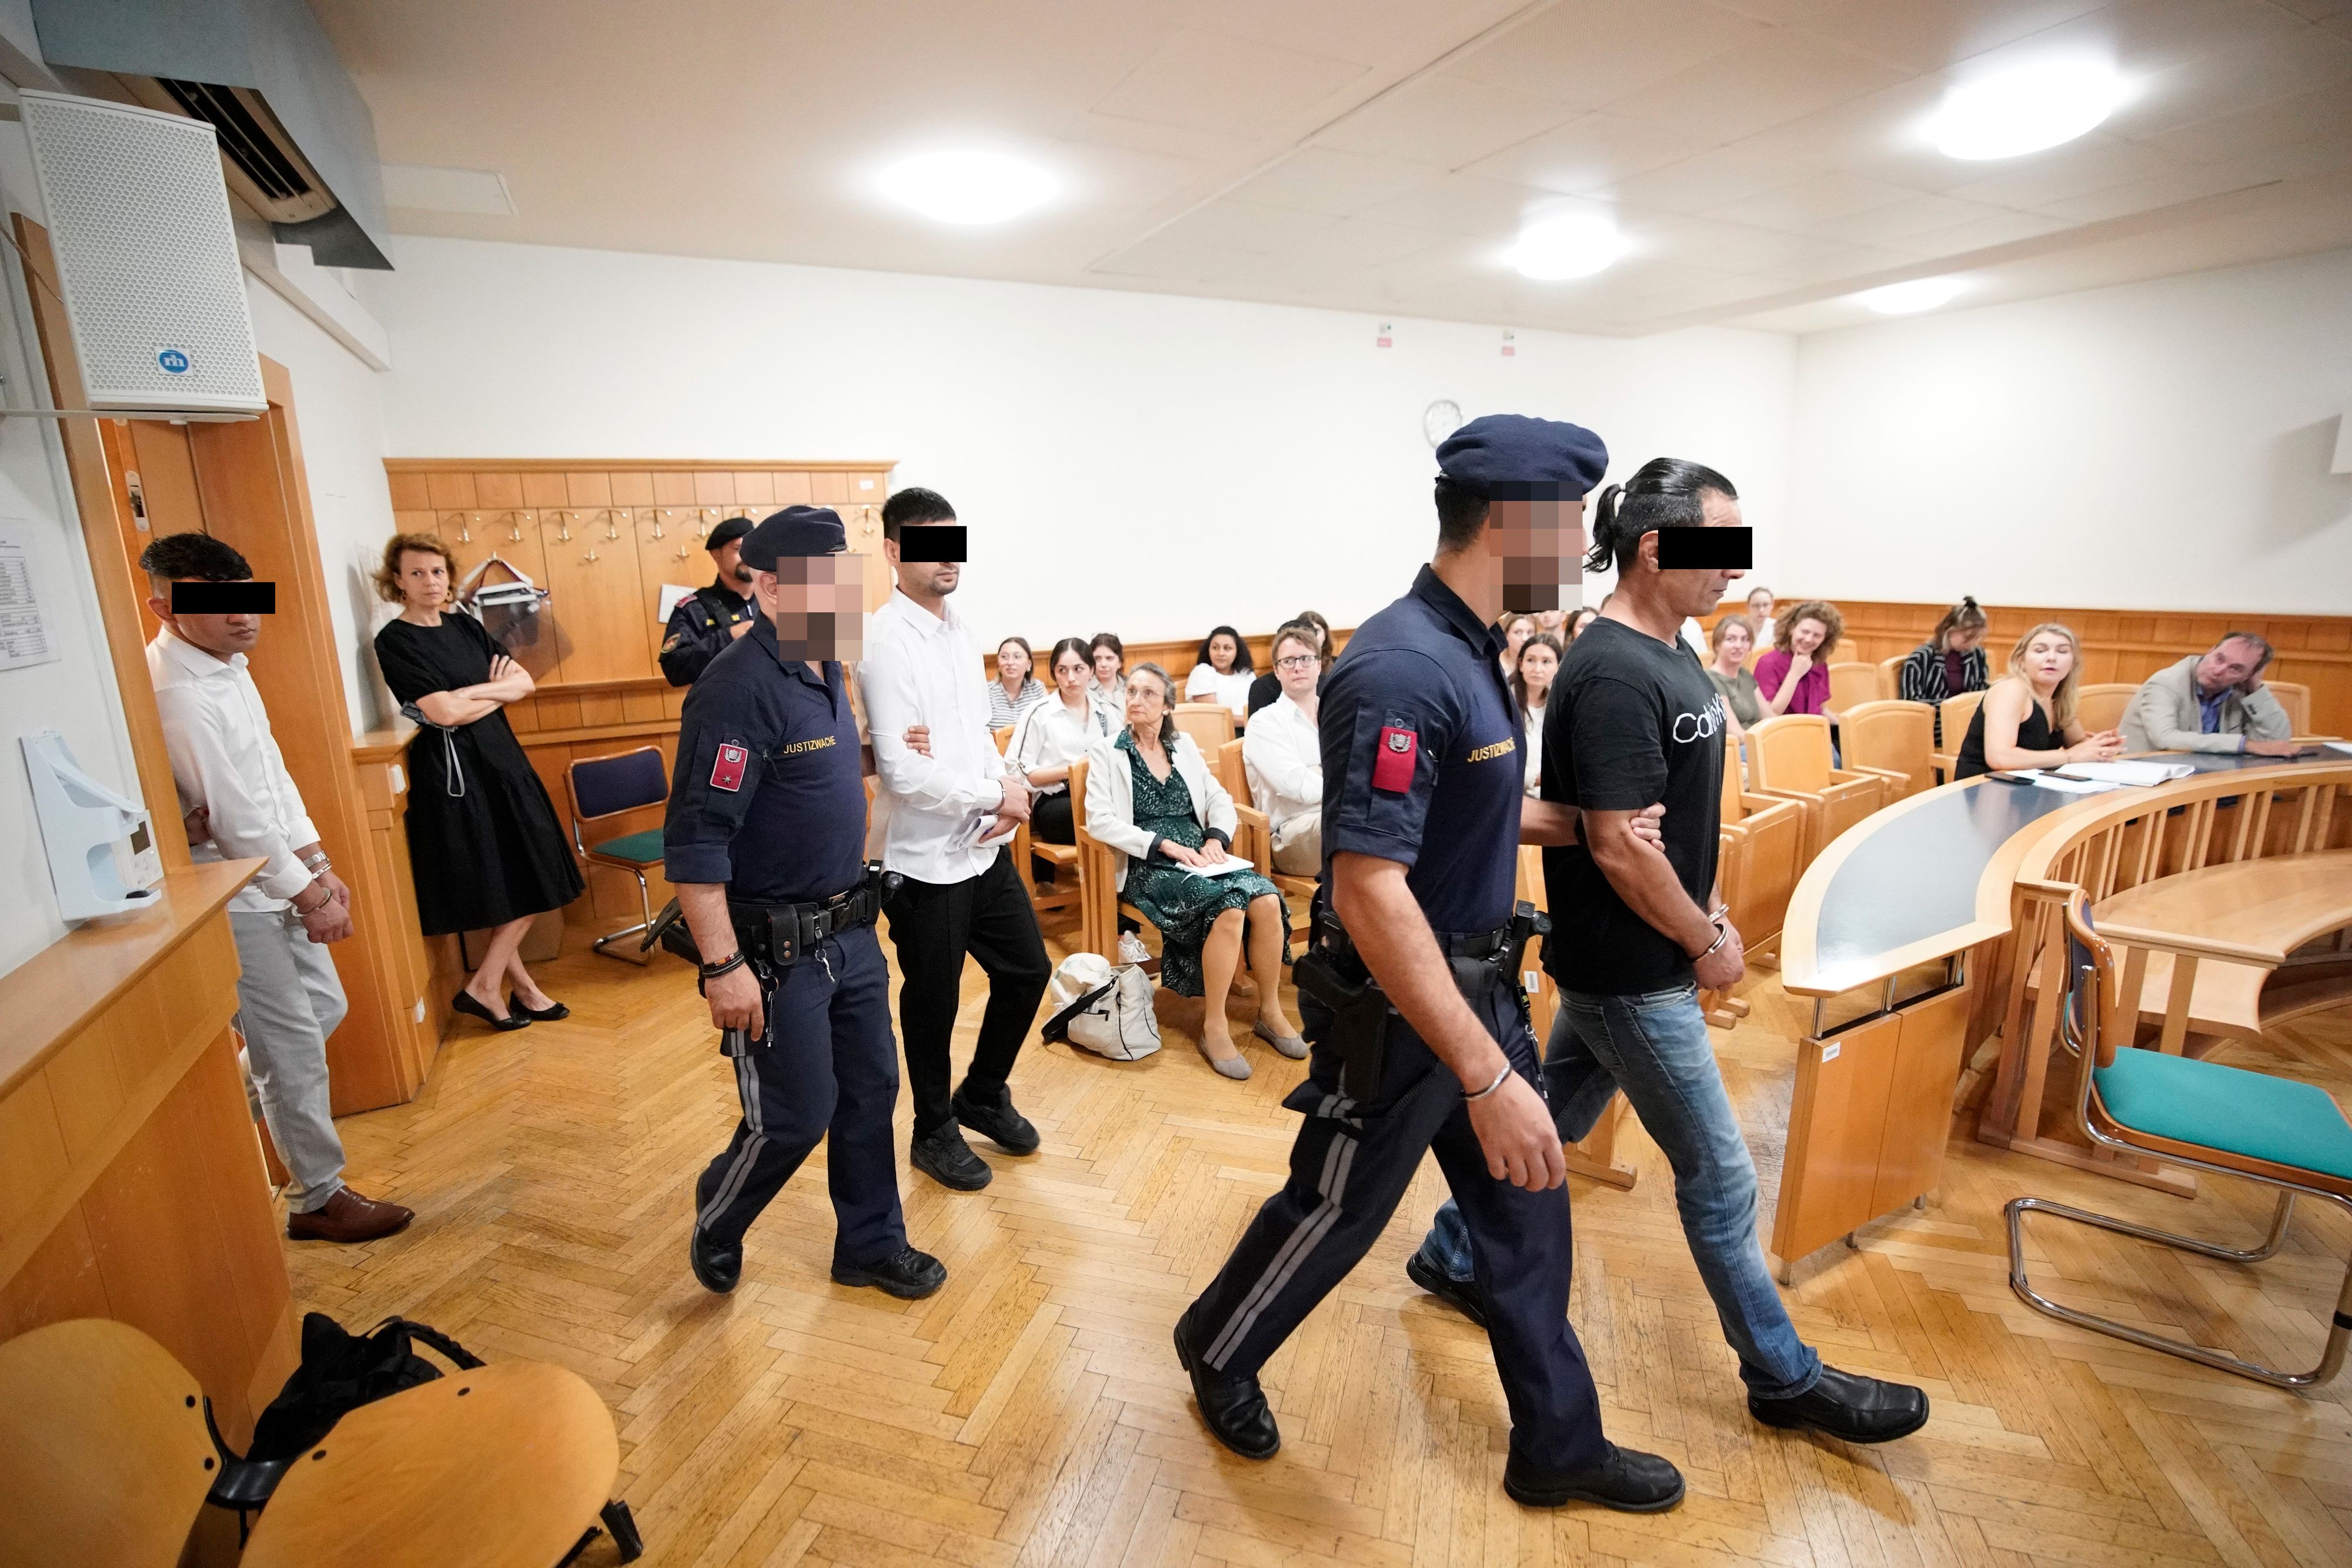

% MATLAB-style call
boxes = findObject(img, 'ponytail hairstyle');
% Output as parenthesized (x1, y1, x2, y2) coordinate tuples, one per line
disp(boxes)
(1583, 457, 1738, 576)
(1929, 595, 1987, 651)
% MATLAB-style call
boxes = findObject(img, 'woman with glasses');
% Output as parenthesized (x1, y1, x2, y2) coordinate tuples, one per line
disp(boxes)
(1241, 624, 1325, 875)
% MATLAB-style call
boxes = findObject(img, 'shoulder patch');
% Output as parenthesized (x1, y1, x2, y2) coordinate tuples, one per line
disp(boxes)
(709, 743, 749, 792)
(1372, 727, 1418, 792)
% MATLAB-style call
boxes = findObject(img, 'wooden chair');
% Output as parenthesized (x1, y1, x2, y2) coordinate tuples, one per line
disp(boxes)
(1839, 698, 1937, 800)
(1172, 702, 1234, 753)
(1069, 757, 1158, 974)
(1516, 847, 1636, 1188)
(1218, 738, 1313, 953)
(2073, 682, 2138, 735)
(1931, 690, 1985, 783)
(2267, 680, 2313, 734)
(1876, 652, 1906, 702)
(1828, 661, 1879, 717)
(1747, 714, 1887, 865)
(1000, 726, 1081, 915)
(1716, 762, 1805, 961)
(564, 745, 670, 963)
(2004, 894, 2352, 1389)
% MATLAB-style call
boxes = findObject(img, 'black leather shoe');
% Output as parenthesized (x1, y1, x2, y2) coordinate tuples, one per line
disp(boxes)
(1173, 1310, 1280, 1460)
(911, 1121, 993, 1191)
(832, 1246, 947, 1300)
(1749, 1365, 1929, 1444)
(1504, 1443, 1685, 1512)
(1405, 1252, 1490, 1329)
(951, 1083, 1040, 1155)
(451, 988, 530, 1031)
(513, 997, 569, 1021)
(689, 1226, 741, 1294)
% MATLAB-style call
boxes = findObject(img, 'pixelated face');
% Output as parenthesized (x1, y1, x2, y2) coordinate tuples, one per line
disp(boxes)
(1485, 496, 1584, 616)
(757, 554, 871, 660)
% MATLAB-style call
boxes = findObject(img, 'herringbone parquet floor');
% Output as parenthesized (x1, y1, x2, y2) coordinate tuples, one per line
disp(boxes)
(286, 911, 2352, 1568)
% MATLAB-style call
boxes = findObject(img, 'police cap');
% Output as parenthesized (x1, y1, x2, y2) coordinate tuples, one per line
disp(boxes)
(1434, 414, 1608, 500)
(705, 514, 754, 552)
(740, 505, 847, 571)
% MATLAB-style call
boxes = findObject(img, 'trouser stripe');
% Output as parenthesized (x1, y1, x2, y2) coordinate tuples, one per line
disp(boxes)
(1203, 1131, 1358, 1369)
(697, 1041, 770, 1232)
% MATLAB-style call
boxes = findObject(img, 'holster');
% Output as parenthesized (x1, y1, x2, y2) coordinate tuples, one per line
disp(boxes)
(1299, 900, 1550, 1102)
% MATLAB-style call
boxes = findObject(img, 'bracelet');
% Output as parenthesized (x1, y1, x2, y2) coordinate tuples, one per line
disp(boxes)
(698, 952, 747, 981)
(1464, 1064, 1514, 1102)
(302, 851, 331, 873)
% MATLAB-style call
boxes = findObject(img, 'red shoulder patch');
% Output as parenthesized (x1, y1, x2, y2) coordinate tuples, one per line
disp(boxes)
(709, 743, 749, 792)
(1371, 727, 1418, 793)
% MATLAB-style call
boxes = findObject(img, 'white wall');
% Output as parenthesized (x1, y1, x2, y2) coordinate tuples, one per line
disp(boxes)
(1789, 248, 2352, 616)
(360, 238, 1797, 646)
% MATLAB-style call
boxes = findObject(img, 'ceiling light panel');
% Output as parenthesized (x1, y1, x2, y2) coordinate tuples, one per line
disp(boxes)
(1505, 213, 1628, 280)
(878, 150, 1057, 225)
(1857, 276, 1965, 313)
(1926, 58, 2127, 161)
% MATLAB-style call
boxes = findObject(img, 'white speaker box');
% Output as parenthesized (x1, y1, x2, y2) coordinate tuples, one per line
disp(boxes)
(19, 91, 265, 414)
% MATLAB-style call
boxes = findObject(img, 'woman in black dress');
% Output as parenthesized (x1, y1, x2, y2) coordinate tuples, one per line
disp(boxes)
(1953, 621, 2125, 779)
(374, 533, 583, 1028)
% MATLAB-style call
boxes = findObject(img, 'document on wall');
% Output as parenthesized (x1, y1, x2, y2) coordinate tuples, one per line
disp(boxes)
(0, 522, 59, 671)
(658, 583, 698, 623)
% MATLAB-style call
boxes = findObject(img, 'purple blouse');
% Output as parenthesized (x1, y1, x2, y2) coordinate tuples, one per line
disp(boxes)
(1752, 648, 1832, 716)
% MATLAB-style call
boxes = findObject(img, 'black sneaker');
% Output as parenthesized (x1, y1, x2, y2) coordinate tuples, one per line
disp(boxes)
(1173, 1309, 1280, 1460)
(688, 1226, 741, 1294)
(951, 1082, 1040, 1155)
(911, 1121, 993, 1191)
(832, 1246, 948, 1300)
(1504, 1443, 1685, 1512)
(1749, 1365, 1929, 1444)
(1405, 1252, 1490, 1329)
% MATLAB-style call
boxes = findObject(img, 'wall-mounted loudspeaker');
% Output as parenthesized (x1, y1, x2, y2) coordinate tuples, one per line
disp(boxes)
(19, 91, 265, 414)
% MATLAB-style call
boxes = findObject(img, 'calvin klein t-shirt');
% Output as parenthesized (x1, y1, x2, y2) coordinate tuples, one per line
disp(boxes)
(1541, 616, 1727, 995)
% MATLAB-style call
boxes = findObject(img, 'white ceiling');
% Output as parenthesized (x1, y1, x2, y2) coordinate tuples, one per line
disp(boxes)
(315, 0, 2352, 336)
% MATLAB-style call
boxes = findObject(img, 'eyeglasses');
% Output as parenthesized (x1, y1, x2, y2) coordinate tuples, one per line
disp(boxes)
(1275, 655, 1318, 671)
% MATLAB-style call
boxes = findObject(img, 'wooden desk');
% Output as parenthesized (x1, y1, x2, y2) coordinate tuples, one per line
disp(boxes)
(2094, 848, 2352, 967)
(1768, 750, 2349, 1279)
(0, 861, 299, 1447)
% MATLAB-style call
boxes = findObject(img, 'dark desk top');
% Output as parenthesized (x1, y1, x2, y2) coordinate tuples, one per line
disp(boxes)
(1779, 748, 2348, 997)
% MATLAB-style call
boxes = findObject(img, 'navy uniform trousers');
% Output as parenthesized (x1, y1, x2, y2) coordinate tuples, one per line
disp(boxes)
(693, 922, 907, 1268)
(1187, 978, 1609, 1472)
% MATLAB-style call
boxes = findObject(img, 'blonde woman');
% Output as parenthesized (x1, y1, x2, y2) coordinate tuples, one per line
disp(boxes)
(1953, 622, 2123, 778)
(1084, 663, 1301, 1079)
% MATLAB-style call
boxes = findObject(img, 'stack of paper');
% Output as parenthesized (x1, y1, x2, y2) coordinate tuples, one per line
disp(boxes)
(2054, 760, 2196, 786)
(2027, 773, 2120, 794)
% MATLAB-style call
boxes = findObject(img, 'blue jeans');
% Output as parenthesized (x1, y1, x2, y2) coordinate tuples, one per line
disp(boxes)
(1416, 983, 1820, 1400)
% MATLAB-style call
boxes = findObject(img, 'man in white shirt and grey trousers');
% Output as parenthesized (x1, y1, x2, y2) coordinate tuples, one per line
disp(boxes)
(141, 533, 413, 1245)
(859, 489, 1053, 1191)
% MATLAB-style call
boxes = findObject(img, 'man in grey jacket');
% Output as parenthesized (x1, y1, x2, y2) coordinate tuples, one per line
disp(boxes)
(2121, 633, 2299, 755)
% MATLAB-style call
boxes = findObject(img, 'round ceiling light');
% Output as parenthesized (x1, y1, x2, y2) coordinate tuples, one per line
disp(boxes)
(1926, 58, 2125, 161)
(878, 150, 1057, 226)
(1858, 277, 1966, 315)
(1505, 214, 1627, 282)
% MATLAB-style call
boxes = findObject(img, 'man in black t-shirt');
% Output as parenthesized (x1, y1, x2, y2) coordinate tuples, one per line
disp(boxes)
(1408, 458, 1931, 1449)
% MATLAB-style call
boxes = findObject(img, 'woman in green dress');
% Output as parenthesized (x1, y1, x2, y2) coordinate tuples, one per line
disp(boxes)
(1083, 664, 1302, 1081)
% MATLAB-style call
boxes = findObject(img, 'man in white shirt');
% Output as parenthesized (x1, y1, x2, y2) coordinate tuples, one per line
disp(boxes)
(1241, 623, 1324, 876)
(140, 533, 412, 1244)
(858, 489, 1053, 1191)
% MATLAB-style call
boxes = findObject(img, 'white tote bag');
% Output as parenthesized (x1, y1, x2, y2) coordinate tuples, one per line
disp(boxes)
(1041, 953, 1161, 1061)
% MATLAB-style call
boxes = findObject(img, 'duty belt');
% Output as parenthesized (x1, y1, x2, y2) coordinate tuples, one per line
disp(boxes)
(727, 863, 900, 969)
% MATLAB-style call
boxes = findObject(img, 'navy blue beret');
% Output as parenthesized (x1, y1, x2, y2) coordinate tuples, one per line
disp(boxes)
(1435, 414, 1608, 499)
(740, 505, 846, 569)
(704, 514, 753, 551)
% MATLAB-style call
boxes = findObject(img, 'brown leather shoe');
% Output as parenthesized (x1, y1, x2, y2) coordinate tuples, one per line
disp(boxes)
(287, 1186, 414, 1243)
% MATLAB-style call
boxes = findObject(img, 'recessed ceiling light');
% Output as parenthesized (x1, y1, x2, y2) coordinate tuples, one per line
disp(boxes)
(1926, 58, 2125, 161)
(1505, 214, 1626, 282)
(1859, 277, 1966, 315)
(878, 150, 1056, 226)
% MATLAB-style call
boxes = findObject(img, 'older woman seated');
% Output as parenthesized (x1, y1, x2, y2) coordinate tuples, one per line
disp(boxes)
(1086, 663, 1302, 1081)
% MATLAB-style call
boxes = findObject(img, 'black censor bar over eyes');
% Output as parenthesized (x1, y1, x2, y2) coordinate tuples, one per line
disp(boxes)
(171, 581, 277, 613)
(1655, 527, 1752, 569)
(897, 524, 966, 562)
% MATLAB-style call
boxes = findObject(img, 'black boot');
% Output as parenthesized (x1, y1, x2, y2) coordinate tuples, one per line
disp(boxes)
(832, 1246, 948, 1300)
(1405, 1252, 1490, 1329)
(911, 1120, 993, 1191)
(951, 1082, 1040, 1155)
(1173, 1310, 1279, 1460)
(1749, 1365, 1929, 1443)
(689, 1226, 741, 1294)
(1504, 1443, 1685, 1512)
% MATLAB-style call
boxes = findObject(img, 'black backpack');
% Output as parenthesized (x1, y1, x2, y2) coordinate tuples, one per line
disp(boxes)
(247, 1312, 484, 1462)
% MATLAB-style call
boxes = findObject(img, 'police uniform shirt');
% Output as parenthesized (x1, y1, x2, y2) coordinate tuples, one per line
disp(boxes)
(663, 615, 864, 904)
(659, 580, 757, 687)
(1320, 565, 1525, 938)
(1539, 616, 1726, 995)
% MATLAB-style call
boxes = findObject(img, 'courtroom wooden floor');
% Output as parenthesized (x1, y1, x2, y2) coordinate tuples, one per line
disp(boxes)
(286, 914, 2352, 1568)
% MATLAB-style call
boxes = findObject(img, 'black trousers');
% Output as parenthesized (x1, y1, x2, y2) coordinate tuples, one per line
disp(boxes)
(1186, 977, 1609, 1472)
(693, 924, 906, 1265)
(883, 853, 1053, 1136)
(1031, 791, 1075, 844)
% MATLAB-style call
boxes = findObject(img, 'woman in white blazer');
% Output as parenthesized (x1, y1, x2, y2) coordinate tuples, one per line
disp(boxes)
(1085, 663, 1301, 1081)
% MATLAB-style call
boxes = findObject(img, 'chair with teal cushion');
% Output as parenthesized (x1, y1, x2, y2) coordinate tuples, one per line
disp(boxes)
(2005, 892, 2352, 1389)
(566, 746, 671, 964)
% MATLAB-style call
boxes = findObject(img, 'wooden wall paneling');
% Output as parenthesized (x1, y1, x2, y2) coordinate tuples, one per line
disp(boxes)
(733, 472, 776, 506)
(772, 471, 813, 506)
(651, 470, 697, 507)
(634, 506, 700, 673)
(542, 507, 652, 684)
(693, 469, 736, 507)
(11, 217, 191, 871)
(387, 471, 432, 512)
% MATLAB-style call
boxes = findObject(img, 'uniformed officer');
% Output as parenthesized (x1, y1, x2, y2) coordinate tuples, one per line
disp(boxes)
(662, 505, 946, 1301)
(659, 514, 759, 686)
(1175, 416, 1684, 1513)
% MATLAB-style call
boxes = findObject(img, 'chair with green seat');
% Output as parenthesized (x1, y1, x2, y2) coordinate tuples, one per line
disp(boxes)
(2004, 892, 2352, 1389)
(566, 745, 671, 964)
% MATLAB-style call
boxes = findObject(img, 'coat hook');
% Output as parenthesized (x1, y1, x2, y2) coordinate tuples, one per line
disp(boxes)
(676, 540, 691, 560)
(604, 509, 622, 541)
(447, 510, 472, 543)
(554, 510, 572, 541)
(583, 547, 599, 563)
(505, 510, 524, 542)
(649, 507, 667, 540)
